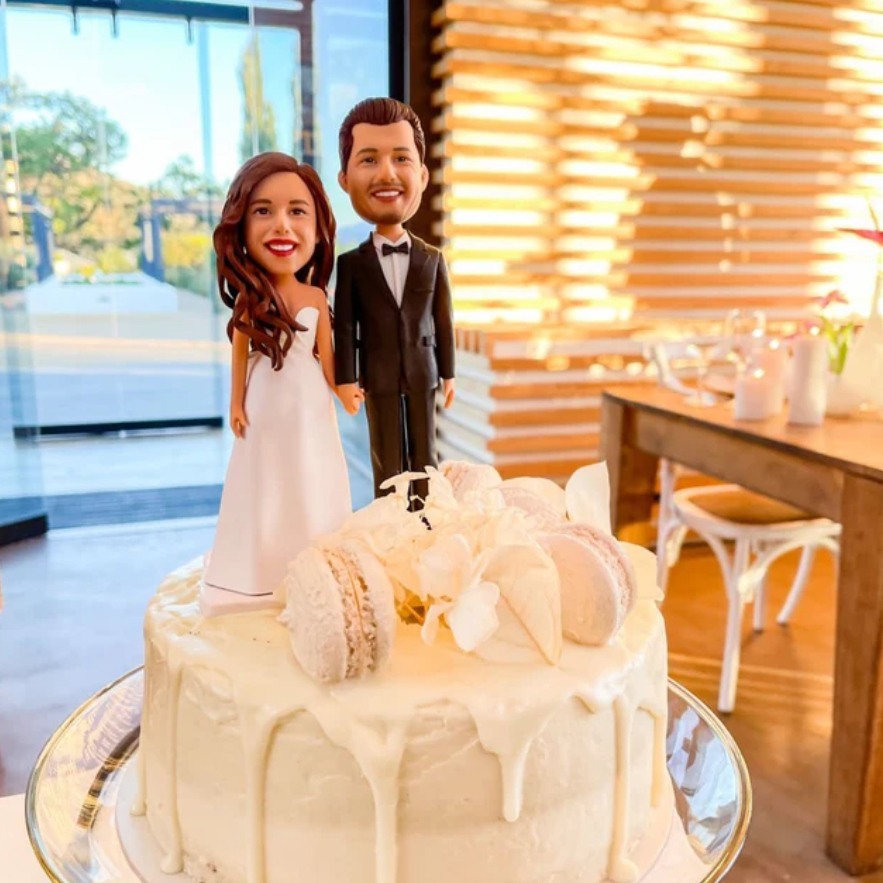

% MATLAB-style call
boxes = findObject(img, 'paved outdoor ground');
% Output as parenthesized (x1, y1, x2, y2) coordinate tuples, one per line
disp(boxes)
(1, 277, 375, 526)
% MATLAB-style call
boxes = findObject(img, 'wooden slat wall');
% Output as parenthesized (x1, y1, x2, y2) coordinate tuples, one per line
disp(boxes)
(436, 323, 649, 479)
(430, 0, 883, 324)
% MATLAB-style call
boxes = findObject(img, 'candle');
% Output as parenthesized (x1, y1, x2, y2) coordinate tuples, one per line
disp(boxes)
(750, 339, 787, 415)
(735, 368, 776, 421)
(788, 330, 828, 426)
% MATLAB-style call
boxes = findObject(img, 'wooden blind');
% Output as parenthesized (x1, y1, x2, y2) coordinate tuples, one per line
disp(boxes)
(430, 0, 883, 325)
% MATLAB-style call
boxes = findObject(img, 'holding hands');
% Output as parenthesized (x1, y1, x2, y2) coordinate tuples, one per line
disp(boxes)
(336, 381, 451, 416)
(338, 383, 365, 416)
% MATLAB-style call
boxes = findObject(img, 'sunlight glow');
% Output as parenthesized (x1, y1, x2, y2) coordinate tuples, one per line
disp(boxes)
(451, 259, 508, 276)
(564, 301, 635, 323)
(450, 236, 549, 254)
(454, 307, 545, 325)
(557, 211, 620, 229)
(452, 209, 547, 227)
(435, 2, 883, 328)
(560, 284, 617, 302)
(558, 259, 615, 277)
(451, 183, 546, 200)
(559, 161, 638, 179)
(451, 156, 547, 174)
(454, 285, 547, 302)
(557, 187, 634, 206)
(451, 130, 547, 149)
(450, 102, 543, 123)
(556, 235, 619, 253)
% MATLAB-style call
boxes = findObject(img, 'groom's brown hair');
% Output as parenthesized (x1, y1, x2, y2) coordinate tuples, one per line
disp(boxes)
(338, 97, 426, 171)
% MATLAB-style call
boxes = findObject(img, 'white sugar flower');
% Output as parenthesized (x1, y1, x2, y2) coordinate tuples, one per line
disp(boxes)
(416, 533, 473, 601)
(473, 543, 562, 665)
(336, 490, 436, 598)
(477, 505, 537, 553)
(423, 466, 459, 513)
(422, 577, 500, 651)
(383, 519, 435, 596)
(342, 494, 407, 535)
(417, 535, 500, 651)
(379, 471, 431, 505)
(501, 476, 565, 516)
(446, 579, 500, 650)
(460, 484, 505, 513)
(564, 462, 612, 534)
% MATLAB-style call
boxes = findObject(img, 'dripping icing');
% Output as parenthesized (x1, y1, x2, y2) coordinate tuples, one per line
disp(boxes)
(144, 562, 669, 883)
(241, 707, 281, 883)
(647, 700, 668, 808)
(467, 698, 560, 822)
(608, 696, 639, 883)
(160, 658, 184, 874)
(131, 640, 150, 817)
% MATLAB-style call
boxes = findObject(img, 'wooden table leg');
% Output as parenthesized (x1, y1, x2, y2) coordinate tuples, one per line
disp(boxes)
(827, 473, 883, 874)
(601, 396, 659, 537)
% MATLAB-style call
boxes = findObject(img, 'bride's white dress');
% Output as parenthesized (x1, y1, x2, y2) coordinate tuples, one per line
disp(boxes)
(204, 306, 352, 596)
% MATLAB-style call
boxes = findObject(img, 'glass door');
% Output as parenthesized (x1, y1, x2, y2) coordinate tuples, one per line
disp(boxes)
(4, 5, 225, 433)
(1, 0, 389, 525)
(0, 0, 47, 542)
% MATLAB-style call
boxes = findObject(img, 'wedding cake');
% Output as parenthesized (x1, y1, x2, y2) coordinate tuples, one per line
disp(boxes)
(134, 463, 670, 883)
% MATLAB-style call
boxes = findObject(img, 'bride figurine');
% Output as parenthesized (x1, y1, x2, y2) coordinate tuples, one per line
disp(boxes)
(202, 153, 358, 611)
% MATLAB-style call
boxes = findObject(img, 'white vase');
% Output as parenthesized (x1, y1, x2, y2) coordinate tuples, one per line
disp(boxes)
(841, 273, 883, 409)
(826, 372, 863, 416)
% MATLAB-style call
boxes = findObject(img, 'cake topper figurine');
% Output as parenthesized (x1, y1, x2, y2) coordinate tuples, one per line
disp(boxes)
(334, 97, 456, 504)
(202, 152, 353, 613)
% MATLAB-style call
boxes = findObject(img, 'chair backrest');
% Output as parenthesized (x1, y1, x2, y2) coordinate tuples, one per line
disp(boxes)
(643, 341, 697, 395)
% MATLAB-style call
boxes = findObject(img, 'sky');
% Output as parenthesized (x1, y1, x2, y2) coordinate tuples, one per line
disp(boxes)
(4, 0, 389, 233)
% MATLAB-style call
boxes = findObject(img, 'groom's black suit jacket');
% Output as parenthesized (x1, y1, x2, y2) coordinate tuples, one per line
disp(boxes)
(333, 233, 455, 395)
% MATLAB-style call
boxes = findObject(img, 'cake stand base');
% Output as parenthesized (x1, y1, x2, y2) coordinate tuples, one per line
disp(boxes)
(26, 670, 750, 883)
(116, 768, 187, 883)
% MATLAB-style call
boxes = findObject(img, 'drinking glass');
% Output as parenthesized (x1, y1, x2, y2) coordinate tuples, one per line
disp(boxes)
(684, 341, 720, 407)
(724, 309, 767, 367)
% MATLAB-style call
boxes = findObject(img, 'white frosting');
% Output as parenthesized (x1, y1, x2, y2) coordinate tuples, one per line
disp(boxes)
(136, 558, 670, 883)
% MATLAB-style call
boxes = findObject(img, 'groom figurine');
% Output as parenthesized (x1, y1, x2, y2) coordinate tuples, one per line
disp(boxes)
(334, 97, 455, 502)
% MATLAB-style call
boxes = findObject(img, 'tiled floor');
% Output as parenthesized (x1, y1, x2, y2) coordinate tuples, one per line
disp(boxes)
(0, 518, 217, 795)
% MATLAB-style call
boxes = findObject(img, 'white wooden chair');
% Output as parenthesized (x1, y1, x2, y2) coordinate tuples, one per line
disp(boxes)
(646, 341, 841, 713)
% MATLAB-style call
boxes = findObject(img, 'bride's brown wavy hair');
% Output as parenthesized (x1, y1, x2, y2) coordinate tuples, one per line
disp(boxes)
(213, 153, 336, 370)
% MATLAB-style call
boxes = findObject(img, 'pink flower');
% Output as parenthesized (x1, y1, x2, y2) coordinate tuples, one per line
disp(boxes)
(839, 228, 883, 247)
(818, 289, 849, 310)
(785, 318, 821, 341)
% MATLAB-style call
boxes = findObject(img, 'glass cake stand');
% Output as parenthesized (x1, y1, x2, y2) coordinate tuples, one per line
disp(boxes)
(26, 669, 752, 883)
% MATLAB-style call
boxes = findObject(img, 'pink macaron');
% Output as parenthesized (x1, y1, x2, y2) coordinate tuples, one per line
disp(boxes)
(499, 485, 564, 531)
(440, 459, 502, 500)
(282, 538, 397, 683)
(540, 523, 637, 646)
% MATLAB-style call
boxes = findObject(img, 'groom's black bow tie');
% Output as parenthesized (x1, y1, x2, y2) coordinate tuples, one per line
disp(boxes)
(382, 242, 410, 256)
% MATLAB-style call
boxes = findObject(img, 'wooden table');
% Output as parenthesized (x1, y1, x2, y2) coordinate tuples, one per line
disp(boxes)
(601, 385, 883, 877)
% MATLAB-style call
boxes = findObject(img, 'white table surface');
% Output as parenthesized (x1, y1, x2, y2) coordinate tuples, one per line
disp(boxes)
(1, 794, 50, 881)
